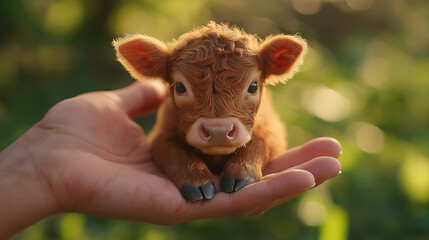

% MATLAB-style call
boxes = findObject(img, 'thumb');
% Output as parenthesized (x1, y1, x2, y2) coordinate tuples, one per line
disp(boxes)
(114, 80, 167, 118)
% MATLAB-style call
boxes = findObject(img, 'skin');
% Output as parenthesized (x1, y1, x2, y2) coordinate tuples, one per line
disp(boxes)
(0, 81, 341, 239)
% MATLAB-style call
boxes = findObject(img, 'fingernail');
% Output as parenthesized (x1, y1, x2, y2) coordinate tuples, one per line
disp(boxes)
(305, 182, 316, 190)
(335, 170, 342, 176)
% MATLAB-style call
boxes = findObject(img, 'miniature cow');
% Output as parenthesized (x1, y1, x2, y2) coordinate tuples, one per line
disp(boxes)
(113, 22, 307, 201)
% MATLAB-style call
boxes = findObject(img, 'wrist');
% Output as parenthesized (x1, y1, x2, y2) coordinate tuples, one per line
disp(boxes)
(0, 127, 59, 239)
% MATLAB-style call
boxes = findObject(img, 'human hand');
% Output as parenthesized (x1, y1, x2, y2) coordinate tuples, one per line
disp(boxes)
(0, 81, 341, 238)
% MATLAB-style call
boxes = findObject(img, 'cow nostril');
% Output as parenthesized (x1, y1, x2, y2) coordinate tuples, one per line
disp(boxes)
(200, 122, 236, 143)
(200, 124, 211, 141)
(227, 125, 236, 140)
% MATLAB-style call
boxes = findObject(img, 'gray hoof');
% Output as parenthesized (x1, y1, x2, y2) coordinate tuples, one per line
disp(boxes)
(180, 181, 216, 202)
(220, 176, 255, 193)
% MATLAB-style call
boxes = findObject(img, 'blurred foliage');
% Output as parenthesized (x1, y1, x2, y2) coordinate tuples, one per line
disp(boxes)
(1, 0, 429, 239)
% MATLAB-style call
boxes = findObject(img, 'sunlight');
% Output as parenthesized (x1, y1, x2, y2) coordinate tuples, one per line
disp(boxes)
(355, 122, 384, 154)
(300, 83, 351, 122)
(298, 200, 327, 226)
(319, 205, 349, 240)
(298, 189, 331, 226)
(399, 150, 429, 203)
(140, 228, 166, 240)
(59, 213, 86, 240)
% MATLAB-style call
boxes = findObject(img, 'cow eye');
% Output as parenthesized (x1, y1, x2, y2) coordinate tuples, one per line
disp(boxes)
(247, 81, 258, 94)
(175, 82, 187, 94)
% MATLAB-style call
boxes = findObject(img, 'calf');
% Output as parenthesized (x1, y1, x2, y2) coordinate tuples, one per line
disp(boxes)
(113, 22, 307, 201)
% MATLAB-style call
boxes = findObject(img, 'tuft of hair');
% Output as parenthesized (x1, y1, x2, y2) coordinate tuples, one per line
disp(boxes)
(169, 21, 261, 52)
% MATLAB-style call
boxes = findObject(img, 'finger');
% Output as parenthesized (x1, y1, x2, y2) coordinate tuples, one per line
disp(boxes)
(248, 191, 303, 216)
(293, 156, 341, 186)
(113, 80, 167, 118)
(189, 169, 315, 220)
(263, 137, 342, 175)
(250, 157, 341, 215)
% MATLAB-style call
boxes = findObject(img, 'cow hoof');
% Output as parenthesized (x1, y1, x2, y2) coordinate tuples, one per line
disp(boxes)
(180, 181, 216, 202)
(220, 176, 255, 193)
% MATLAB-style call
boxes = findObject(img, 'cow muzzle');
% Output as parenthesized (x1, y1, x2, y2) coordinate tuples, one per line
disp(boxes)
(186, 117, 251, 155)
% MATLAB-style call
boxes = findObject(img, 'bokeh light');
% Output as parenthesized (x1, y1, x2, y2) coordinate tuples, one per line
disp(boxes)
(293, 0, 322, 15)
(298, 199, 327, 226)
(319, 205, 349, 240)
(300, 83, 351, 122)
(354, 122, 384, 154)
(400, 150, 429, 204)
(358, 56, 389, 88)
(298, 189, 330, 226)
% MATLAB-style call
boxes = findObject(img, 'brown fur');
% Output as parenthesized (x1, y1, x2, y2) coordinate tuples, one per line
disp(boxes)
(113, 22, 307, 200)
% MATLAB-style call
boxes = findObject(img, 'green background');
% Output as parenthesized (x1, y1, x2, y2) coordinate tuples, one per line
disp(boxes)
(1, 0, 428, 239)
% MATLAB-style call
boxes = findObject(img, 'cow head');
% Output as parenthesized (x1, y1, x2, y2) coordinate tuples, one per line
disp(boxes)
(113, 22, 307, 155)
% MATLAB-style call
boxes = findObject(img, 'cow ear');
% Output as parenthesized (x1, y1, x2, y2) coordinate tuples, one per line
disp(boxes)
(259, 35, 307, 85)
(113, 34, 168, 81)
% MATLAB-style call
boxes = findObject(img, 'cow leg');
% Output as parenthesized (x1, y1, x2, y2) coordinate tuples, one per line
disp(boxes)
(151, 137, 216, 201)
(220, 137, 268, 192)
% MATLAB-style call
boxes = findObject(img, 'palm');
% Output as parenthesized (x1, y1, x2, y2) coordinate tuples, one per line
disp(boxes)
(34, 82, 341, 225)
